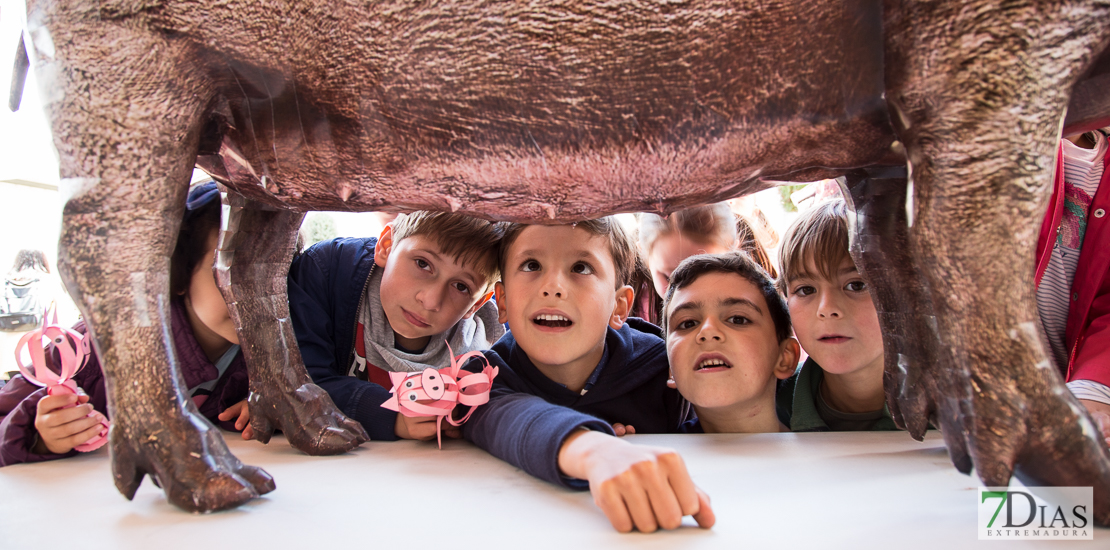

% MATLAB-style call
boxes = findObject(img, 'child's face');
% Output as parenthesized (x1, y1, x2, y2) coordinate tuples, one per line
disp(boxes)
(376, 229, 490, 350)
(496, 225, 633, 374)
(666, 271, 796, 410)
(647, 233, 732, 299)
(785, 257, 884, 376)
(185, 229, 238, 345)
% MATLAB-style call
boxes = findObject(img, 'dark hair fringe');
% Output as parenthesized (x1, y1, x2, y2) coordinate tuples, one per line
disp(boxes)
(661, 251, 792, 343)
(169, 199, 222, 296)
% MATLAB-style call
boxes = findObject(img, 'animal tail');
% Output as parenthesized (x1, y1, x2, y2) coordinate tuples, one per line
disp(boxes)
(9, 31, 29, 112)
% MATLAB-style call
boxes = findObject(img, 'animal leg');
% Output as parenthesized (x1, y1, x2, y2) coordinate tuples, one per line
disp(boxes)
(844, 168, 971, 468)
(883, 0, 1110, 524)
(45, 20, 273, 512)
(216, 192, 368, 454)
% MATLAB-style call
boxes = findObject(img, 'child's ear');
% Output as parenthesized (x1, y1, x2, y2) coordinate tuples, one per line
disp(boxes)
(462, 288, 495, 319)
(609, 285, 635, 330)
(774, 337, 802, 380)
(494, 281, 509, 324)
(373, 224, 394, 268)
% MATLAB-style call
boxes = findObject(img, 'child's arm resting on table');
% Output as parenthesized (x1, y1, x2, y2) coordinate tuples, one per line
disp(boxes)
(462, 374, 714, 533)
(557, 429, 715, 533)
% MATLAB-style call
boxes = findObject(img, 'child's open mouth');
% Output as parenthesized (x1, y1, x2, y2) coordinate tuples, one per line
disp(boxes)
(533, 314, 572, 328)
(695, 358, 732, 371)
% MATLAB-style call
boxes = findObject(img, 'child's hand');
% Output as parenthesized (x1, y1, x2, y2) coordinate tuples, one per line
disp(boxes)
(557, 429, 715, 533)
(33, 393, 102, 455)
(218, 399, 255, 440)
(394, 413, 461, 441)
(612, 423, 636, 436)
(1080, 400, 1110, 445)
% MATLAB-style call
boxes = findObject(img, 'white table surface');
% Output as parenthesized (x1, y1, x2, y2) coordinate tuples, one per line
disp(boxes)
(0, 431, 1103, 549)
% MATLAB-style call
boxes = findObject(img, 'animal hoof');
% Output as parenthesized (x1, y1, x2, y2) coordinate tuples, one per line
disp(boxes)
(109, 413, 274, 513)
(248, 382, 369, 455)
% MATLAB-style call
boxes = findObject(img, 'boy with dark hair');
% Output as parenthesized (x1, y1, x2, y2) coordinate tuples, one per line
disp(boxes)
(288, 211, 507, 441)
(661, 252, 799, 433)
(462, 218, 714, 534)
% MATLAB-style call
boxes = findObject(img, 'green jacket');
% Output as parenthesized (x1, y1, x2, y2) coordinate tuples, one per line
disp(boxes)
(776, 358, 899, 432)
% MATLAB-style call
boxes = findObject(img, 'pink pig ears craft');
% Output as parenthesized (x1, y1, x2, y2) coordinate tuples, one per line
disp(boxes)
(381, 343, 499, 449)
(14, 304, 110, 452)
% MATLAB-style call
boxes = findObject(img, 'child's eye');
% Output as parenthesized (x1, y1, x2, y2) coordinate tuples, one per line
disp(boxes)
(727, 315, 751, 325)
(675, 319, 698, 331)
(520, 259, 541, 272)
(845, 280, 868, 292)
(415, 258, 432, 271)
(571, 262, 594, 275)
(792, 285, 815, 297)
(453, 282, 471, 294)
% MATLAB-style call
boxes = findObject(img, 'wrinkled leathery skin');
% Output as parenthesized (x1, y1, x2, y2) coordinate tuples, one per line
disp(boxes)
(48, 17, 273, 512)
(26, 0, 1110, 516)
(881, 0, 1110, 524)
(216, 193, 369, 454)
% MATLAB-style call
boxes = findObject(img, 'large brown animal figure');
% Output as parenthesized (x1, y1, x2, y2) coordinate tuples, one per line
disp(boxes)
(13, 0, 1110, 521)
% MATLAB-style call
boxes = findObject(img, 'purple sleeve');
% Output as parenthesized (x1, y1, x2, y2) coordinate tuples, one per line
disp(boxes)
(0, 380, 78, 467)
(462, 390, 614, 489)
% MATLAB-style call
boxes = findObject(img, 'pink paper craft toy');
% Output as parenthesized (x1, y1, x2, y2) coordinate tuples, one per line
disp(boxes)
(14, 304, 110, 452)
(381, 343, 499, 448)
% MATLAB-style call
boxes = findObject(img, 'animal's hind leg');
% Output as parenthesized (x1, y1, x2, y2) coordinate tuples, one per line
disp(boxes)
(44, 22, 272, 511)
(215, 193, 368, 454)
(883, 0, 1110, 524)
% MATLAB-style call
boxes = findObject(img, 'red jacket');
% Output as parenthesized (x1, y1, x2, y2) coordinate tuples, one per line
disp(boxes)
(1036, 143, 1110, 387)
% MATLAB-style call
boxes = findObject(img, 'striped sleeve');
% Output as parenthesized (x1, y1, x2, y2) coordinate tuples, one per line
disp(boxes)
(1067, 379, 1110, 406)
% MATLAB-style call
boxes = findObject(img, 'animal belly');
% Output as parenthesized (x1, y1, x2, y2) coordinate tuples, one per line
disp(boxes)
(187, 0, 898, 220)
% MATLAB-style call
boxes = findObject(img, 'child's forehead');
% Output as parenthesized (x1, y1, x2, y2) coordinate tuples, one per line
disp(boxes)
(509, 225, 611, 257)
(670, 272, 768, 311)
(789, 253, 858, 282)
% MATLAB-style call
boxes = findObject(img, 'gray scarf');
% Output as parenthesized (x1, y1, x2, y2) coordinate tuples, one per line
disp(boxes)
(353, 265, 503, 376)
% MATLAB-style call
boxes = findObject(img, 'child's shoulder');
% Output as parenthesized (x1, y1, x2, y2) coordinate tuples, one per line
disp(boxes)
(291, 237, 378, 286)
(299, 237, 377, 265)
(774, 360, 807, 427)
(624, 317, 664, 340)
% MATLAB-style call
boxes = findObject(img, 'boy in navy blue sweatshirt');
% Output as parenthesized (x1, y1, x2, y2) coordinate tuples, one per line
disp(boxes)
(462, 218, 715, 533)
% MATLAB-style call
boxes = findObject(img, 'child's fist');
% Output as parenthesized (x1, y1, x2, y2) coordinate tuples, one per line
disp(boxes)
(394, 412, 460, 441)
(611, 423, 636, 436)
(33, 393, 101, 455)
(558, 430, 715, 533)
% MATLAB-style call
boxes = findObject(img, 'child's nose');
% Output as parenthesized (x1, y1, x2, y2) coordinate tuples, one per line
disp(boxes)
(697, 319, 723, 342)
(417, 286, 445, 311)
(540, 272, 566, 298)
(817, 293, 842, 318)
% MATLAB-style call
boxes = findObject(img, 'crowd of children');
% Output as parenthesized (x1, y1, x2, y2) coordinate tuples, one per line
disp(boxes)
(1, 130, 1107, 533)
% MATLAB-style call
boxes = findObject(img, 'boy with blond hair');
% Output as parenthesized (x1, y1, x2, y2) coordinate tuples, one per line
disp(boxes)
(775, 200, 896, 431)
(462, 218, 714, 534)
(288, 211, 506, 441)
(662, 252, 800, 433)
